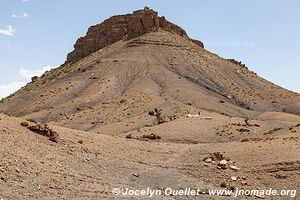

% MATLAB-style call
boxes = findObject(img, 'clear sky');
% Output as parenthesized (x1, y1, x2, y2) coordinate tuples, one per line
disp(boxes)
(0, 0, 299, 98)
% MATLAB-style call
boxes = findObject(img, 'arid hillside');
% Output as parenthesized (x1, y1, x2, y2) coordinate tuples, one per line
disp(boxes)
(0, 7, 300, 200)
(0, 30, 299, 134)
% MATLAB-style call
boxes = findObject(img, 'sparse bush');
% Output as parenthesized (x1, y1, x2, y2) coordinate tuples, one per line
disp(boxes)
(148, 108, 165, 124)
(237, 128, 250, 133)
(126, 134, 132, 139)
(202, 156, 209, 161)
(20, 121, 29, 127)
(148, 111, 155, 116)
(78, 139, 83, 144)
(220, 181, 227, 188)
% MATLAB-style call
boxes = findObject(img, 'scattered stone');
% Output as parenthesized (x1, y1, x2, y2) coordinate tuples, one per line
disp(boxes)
(187, 113, 199, 118)
(227, 59, 246, 68)
(120, 99, 126, 104)
(241, 181, 247, 185)
(142, 133, 161, 140)
(204, 158, 212, 163)
(126, 134, 132, 139)
(133, 173, 140, 177)
(274, 174, 287, 179)
(229, 165, 241, 171)
(218, 160, 228, 169)
(231, 176, 237, 181)
(168, 114, 177, 121)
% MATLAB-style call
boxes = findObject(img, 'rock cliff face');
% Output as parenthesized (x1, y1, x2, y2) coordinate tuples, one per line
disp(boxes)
(66, 7, 203, 63)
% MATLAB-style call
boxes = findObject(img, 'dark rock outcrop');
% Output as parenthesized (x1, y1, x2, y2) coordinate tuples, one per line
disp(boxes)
(66, 7, 204, 63)
(227, 59, 246, 68)
(28, 123, 59, 142)
(31, 76, 39, 82)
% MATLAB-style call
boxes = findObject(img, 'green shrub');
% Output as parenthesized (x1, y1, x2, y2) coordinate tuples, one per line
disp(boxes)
(202, 155, 209, 161)
(20, 121, 29, 127)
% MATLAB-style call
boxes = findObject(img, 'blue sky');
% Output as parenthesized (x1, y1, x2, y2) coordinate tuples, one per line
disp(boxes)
(0, 0, 299, 98)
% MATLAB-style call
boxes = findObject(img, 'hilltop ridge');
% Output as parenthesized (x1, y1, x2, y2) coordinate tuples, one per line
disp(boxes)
(66, 7, 203, 63)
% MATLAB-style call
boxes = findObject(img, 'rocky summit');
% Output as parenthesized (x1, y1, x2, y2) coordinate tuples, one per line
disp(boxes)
(0, 8, 300, 200)
(66, 7, 203, 63)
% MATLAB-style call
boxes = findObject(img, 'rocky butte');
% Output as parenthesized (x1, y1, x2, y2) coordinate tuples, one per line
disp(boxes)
(66, 7, 204, 63)
(0, 7, 300, 200)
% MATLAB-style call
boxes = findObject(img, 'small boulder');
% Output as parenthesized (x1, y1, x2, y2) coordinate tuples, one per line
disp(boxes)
(31, 76, 39, 82)
(229, 165, 241, 171)
(218, 160, 228, 169)
(204, 158, 213, 163)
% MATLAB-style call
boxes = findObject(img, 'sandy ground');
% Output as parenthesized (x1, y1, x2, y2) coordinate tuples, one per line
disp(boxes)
(0, 111, 299, 199)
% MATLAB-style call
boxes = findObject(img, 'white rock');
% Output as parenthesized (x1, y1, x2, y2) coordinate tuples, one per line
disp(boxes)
(187, 113, 200, 118)
(229, 165, 241, 171)
(219, 160, 228, 169)
(219, 160, 228, 165)
(231, 176, 237, 181)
